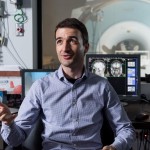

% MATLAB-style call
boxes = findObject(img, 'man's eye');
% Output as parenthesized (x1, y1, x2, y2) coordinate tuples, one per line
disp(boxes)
(70, 39, 78, 44)
(56, 40, 62, 45)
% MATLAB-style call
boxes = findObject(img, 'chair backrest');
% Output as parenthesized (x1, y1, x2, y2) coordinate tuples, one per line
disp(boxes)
(101, 113, 114, 146)
(4, 118, 43, 150)
(21, 118, 43, 150)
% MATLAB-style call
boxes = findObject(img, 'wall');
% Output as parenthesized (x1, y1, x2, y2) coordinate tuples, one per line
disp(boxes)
(0, 0, 37, 69)
(42, 0, 86, 68)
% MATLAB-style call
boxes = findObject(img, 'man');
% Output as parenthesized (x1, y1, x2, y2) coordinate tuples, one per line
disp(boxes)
(0, 18, 135, 150)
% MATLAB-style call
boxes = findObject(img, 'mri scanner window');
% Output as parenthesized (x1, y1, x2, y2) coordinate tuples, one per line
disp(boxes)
(86, 54, 141, 101)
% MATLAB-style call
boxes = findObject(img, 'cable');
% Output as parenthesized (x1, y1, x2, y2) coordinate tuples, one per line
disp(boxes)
(1, 18, 28, 68)
(0, 0, 28, 68)
(3, 0, 10, 37)
(14, 8, 27, 24)
(141, 94, 150, 102)
(4, 46, 24, 67)
(144, 130, 147, 149)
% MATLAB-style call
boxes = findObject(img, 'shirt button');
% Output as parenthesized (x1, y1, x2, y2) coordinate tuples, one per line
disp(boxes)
(72, 101, 76, 105)
(72, 133, 75, 136)
(75, 118, 78, 122)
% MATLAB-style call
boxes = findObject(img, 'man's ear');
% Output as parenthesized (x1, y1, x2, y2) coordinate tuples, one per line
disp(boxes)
(84, 43, 89, 54)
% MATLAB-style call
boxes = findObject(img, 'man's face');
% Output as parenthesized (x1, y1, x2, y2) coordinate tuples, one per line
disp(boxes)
(55, 28, 88, 69)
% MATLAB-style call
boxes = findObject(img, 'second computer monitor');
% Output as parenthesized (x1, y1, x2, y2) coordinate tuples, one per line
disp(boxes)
(21, 69, 56, 98)
(86, 54, 141, 101)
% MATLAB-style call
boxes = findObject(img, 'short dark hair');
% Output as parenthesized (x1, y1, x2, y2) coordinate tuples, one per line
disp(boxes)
(55, 18, 89, 45)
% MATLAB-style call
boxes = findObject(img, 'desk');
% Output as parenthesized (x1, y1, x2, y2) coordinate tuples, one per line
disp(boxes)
(124, 101, 150, 129)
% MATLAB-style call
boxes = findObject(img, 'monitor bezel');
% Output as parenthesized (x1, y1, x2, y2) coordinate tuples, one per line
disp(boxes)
(21, 69, 56, 98)
(85, 53, 141, 102)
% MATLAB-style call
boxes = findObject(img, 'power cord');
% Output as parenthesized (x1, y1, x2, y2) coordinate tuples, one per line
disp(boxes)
(140, 94, 150, 103)
(14, 8, 27, 24)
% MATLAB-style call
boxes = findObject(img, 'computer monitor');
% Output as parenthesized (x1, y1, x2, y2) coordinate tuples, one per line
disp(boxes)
(21, 69, 56, 98)
(86, 54, 141, 102)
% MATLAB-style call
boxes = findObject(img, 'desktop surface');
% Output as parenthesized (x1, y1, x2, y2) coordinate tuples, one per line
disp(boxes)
(124, 101, 150, 129)
(9, 107, 19, 114)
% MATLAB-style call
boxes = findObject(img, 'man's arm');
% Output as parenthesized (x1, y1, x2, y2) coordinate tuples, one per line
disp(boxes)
(0, 81, 42, 147)
(104, 82, 136, 150)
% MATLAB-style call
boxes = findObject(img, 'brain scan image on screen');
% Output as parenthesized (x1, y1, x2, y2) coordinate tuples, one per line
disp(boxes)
(91, 60, 106, 77)
(110, 60, 123, 77)
(86, 54, 140, 101)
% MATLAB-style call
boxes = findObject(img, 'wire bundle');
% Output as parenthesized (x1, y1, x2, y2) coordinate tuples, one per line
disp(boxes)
(136, 129, 150, 150)
(14, 8, 27, 24)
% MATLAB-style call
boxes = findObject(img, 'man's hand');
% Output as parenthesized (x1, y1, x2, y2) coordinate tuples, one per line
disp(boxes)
(102, 145, 116, 150)
(0, 102, 17, 125)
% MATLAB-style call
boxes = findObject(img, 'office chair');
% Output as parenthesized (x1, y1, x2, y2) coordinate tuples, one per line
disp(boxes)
(4, 118, 43, 150)
(101, 112, 114, 146)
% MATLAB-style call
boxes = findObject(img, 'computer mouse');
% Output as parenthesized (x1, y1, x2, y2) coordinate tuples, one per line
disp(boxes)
(135, 112, 149, 121)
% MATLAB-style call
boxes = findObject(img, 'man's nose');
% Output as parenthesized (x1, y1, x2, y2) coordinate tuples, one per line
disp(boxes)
(62, 41, 70, 51)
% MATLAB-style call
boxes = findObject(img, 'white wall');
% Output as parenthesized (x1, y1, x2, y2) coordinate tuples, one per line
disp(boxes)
(0, 0, 37, 69)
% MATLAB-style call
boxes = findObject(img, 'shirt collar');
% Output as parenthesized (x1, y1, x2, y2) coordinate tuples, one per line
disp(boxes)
(57, 65, 88, 81)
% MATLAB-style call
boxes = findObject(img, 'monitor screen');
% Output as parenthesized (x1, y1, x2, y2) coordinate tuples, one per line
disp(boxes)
(21, 69, 56, 98)
(86, 54, 141, 101)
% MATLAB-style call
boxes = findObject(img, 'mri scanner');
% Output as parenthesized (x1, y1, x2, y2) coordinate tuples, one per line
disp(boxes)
(71, 0, 150, 77)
